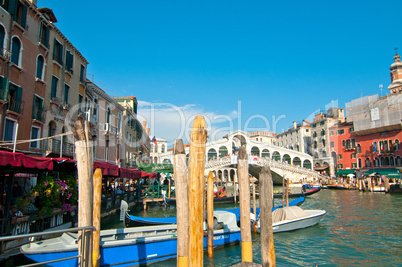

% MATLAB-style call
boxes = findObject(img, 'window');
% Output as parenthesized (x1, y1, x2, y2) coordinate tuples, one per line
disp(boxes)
(342, 140, 346, 147)
(80, 64, 85, 83)
(338, 164, 343, 169)
(106, 108, 111, 124)
(337, 129, 345, 135)
(351, 153, 356, 159)
(357, 144, 361, 154)
(0, 25, 5, 56)
(358, 158, 362, 168)
(4, 118, 16, 141)
(65, 50, 74, 73)
(53, 38, 63, 65)
(365, 158, 371, 167)
(330, 141, 334, 148)
(93, 99, 98, 121)
(373, 158, 379, 167)
(346, 140, 351, 149)
(51, 76, 58, 99)
(30, 126, 40, 148)
(11, 36, 21, 66)
(395, 140, 400, 151)
(338, 154, 342, 160)
(64, 84, 69, 104)
(32, 95, 44, 121)
(15, 1, 27, 28)
(39, 22, 49, 48)
(7, 83, 22, 113)
(78, 94, 83, 112)
(313, 141, 317, 149)
(161, 144, 165, 153)
(351, 163, 357, 168)
(330, 131, 334, 136)
(36, 55, 45, 80)
(321, 129, 325, 136)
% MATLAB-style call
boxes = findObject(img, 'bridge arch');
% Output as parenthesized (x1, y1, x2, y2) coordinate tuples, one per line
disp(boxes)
(223, 169, 229, 182)
(272, 151, 281, 161)
(293, 157, 301, 167)
(219, 146, 228, 158)
(303, 159, 312, 169)
(230, 169, 235, 182)
(282, 154, 291, 164)
(251, 146, 260, 157)
(208, 148, 217, 160)
(261, 149, 270, 158)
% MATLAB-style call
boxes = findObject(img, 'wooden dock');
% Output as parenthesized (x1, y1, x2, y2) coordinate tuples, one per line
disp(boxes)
(140, 197, 165, 210)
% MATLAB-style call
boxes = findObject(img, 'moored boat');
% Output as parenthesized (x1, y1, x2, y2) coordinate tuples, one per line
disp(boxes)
(21, 210, 241, 267)
(163, 193, 236, 205)
(256, 206, 326, 233)
(273, 187, 321, 198)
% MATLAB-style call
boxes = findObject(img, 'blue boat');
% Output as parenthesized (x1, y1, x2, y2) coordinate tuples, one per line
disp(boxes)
(124, 196, 305, 227)
(21, 210, 241, 267)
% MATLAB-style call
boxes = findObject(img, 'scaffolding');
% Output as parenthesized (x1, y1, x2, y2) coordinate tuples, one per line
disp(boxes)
(345, 93, 402, 133)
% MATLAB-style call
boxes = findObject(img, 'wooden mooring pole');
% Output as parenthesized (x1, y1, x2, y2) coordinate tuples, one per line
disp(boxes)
(74, 119, 94, 267)
(238, 146, 252, 262)
(252, 181, 257, 232)
(260, 166, 276, 267)
(93, 168, 102, 267)
(207, 171, 214, 258)
(174, 139, 189, 267)
(188, 116, 207, 267)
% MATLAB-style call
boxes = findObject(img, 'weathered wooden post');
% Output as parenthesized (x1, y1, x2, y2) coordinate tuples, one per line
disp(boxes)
(383, 175, 389, 193)
(368, 177, 373, 192)
(74, 119, 94, 267)
(93, 168, 102, 267)
(260, 166, 276, 267)
(281, 176, 285, 207)
(285, 179, 289, 207)
(188, 116, 207, 267)
(174, 139, 189, 267)
(207, 171, 214, 258)
(252, 181, 257, 232)
(238, 146, 252, 262)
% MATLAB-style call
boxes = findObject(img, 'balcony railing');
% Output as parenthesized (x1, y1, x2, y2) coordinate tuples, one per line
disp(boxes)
(6, 97, 24, 114)
(43, 138, 74, 156)
(32, 107, 46, 122)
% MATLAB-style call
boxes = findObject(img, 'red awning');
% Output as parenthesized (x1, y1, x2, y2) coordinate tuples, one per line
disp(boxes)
(0, 150, 54, 170)
(94, 161, 119, 177)
(141, 171, 157, 178)
(120, 167, 141, 180)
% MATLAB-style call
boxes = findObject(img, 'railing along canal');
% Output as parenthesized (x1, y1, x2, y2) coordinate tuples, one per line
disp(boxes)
(0, 226, 95, 267)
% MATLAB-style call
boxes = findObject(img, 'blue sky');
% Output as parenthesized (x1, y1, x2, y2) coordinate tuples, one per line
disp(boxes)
(40, 0, 402, 145)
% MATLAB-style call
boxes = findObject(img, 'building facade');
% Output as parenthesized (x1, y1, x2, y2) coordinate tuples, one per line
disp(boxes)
(275, 120, 312, 155)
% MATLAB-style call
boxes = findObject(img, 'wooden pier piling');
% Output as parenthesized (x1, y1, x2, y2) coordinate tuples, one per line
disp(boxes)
(207, 171, 214, 258)
(93, 168, 102, 267)
(174, 139, 189, 267)
(238, 146, 252, 263)
(74, 119, 94, 267)
(260, 166, 276, 267)
(187, 116, 207, 267)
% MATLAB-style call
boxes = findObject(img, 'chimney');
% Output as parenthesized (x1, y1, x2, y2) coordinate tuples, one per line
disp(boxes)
(142, 121, 146, 130)
(28, 0, 37, 6)
(293, 121, 297, 129)
(147, 128, 150, 136)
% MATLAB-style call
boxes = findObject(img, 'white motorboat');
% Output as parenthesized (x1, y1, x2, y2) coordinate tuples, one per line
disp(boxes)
(256, 206, 326, 233)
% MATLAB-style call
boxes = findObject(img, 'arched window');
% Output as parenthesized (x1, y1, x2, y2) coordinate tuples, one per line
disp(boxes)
(374, 158, 379, 167)
(384, 140, 389, 152)
(313, 141, 317, 149)
(161, 144, 165, 153)
(11, 36, 22, 66)
(395, 140, 400, 151)
(272, 151, 281, 161)
(357, 144, 361, 154)
(314, 152, 319, 159)
(251, 146, 260, 157)
(358, 158, 362, 168)
(322, 151, 327, 158)
(365, 157, 371, 167)
(384, 157, 390, 166)
(261, 149, 270, 158)
(321, 129, 325, 136)
(396, 156, 402, 166)
(322, 139, 326, 147)
(219, 146, 228, 158)
(36, 55, 45, 80)
(390, 157, 395, 167)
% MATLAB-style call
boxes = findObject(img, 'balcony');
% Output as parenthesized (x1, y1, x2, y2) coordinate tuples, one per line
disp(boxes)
(104, 123, 118, 134)
(6, 97, 24, 114)
(32, 107, 46, 123)
(345, 145, 356, 151)
(43, 138, 74, 157)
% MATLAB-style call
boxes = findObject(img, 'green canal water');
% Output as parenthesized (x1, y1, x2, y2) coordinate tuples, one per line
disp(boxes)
(9, 189, 401, 266)
(102, 189, 402, 267)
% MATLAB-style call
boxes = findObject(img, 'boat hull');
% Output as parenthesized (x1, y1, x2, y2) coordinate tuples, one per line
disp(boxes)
(257, 210, 326, 233)
(164, 194, 236, 205)
(273, 187, 321, 198)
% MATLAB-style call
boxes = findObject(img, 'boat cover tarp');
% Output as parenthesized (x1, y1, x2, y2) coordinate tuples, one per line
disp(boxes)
(128, 215, 177, 224)
(272, 206, 309, 223)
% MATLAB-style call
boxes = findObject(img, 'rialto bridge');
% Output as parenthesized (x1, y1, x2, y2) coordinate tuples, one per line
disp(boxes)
(158, 130, 328, 185)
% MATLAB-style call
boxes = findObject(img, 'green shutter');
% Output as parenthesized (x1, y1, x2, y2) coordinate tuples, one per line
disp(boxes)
(38, 22, 42, 42)
(32, 95, 36, 119)
(58, 43, 63, 64)
(0, 76, 9, 101)
(15, 86, 22, 113)
(21, 5, 27, 28)
(7, 0, 17, 14)
(53, 38, 57, 60)
(44, 26, 49, 47)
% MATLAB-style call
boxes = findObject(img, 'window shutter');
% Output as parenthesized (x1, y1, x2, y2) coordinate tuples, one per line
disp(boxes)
(45, 27, 49, 47)
(53, 38, 57, 60)
(7, 0, 17, 14)
(59, 43, 63, 64)
(32, 96, 36, 119)
(21, 5, 27, 28)
(16, 86, 22, 113)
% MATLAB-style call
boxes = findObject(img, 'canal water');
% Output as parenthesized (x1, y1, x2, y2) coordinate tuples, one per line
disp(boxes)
(8, 189, 402, 266)
(103, 188, 402, 267)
